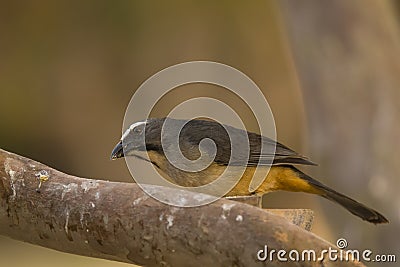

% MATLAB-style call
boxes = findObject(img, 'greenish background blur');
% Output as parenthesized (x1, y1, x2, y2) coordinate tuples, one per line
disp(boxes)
(0, 1, 398, 266)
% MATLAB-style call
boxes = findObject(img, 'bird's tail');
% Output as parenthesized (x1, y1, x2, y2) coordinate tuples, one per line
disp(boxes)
(273, 166, 388, 224)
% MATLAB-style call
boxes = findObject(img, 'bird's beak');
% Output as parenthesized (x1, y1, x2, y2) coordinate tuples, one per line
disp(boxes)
(110, 141, 124, 160)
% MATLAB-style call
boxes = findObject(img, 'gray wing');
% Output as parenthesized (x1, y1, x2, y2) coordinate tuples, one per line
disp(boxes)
(246, 133, 317, 166)
(176, 119, 317, 167)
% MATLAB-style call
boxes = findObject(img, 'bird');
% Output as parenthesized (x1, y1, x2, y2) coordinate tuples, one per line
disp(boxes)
(111, 117, 388, 224)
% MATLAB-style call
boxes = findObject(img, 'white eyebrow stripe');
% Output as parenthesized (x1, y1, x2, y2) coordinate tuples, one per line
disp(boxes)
(121, 121, 146, 140)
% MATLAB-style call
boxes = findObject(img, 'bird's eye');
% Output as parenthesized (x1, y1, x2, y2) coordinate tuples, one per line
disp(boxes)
(134, 127, 142, 134)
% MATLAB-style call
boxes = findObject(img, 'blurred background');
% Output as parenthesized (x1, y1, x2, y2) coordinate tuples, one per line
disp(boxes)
(0, 0, 398, 266)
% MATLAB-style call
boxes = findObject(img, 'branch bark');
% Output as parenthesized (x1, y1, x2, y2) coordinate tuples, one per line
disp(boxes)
(0, 148, 363, 267)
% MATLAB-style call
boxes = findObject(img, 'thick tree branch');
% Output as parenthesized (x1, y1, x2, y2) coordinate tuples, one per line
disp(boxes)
(0, 149, 363, 266)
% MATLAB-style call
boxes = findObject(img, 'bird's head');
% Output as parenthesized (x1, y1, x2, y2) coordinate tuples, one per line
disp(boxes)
(110, 120, 146, 160)
(110, 118, 163, 160)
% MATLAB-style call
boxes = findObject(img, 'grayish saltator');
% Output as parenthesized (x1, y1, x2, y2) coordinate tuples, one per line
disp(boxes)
(111, 117, 388, 224)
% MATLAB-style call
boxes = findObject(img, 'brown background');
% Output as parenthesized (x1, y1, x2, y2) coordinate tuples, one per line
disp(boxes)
(0, 1, 398, 266)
